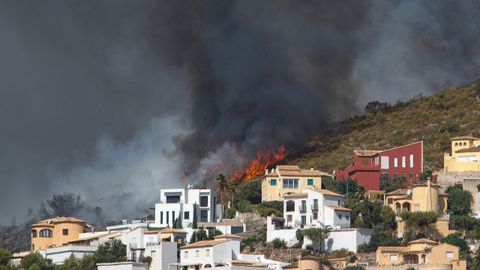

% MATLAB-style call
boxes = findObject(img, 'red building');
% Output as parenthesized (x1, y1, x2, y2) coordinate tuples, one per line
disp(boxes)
(335, 141, 423, 190)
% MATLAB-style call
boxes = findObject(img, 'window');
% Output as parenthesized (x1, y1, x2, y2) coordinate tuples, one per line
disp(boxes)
(390, 255, 398, 261)
(200, 196, 209, 207)
(287, 215, 292, 222)
(195, 250, 199, 258)
(313, 212, 318, 220)
(307, 179, 314, 186)
(286, 200, 295, 212)
(39, 229, 53, 238)
(160, 212, 163, 224)
(166, 211, 169, 224)
(381, 156, 390, 169)
(283, 179, 299, 189)
(401, 173, 406, 180)
(374, 157, 380, 165)
(394, 157, 398, 168)
(446, 251, 454, 259)
(410, 172, 414, 182)
(166, 195, 181, 203)
(184, 211, 190, 220)
(205, 249, 210, 257)
(410, 154, 414, 168)
(271, 179, 277, 186)
(200, 210, 208, 222)
(63, 229, 69, 236)
(338, 200, 341, 206)
(402, 156, 406, 168)
(172, 211, 176, 224)
(32, 230, 37, 238)
(301, 216, 306, 225)
(388, 198, 393, 204)
(346, 214, 350, 220)
(339, 214, 343, 219)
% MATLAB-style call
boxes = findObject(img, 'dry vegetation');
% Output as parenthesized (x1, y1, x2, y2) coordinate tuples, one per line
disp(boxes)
(288, 80, 480, 173)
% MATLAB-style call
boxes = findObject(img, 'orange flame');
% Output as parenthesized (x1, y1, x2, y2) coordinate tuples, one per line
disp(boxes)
(231, 145, 287, 182)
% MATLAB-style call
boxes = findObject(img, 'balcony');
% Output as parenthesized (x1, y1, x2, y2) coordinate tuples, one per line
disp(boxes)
(311, 204, 319, 212)
(298, 205, 307, 213)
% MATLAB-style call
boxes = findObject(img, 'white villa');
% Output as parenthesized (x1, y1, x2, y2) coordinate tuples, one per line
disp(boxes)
(171, 234, 288, 270)
(266, 188, 371, 252)
(153, 185, 222, 229)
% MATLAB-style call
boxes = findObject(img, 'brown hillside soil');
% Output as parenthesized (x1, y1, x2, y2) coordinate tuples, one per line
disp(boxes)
(287, 80, 480, 173)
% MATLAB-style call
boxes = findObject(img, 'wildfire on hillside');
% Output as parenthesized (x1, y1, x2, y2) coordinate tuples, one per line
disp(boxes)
(230, 145, 287, 182)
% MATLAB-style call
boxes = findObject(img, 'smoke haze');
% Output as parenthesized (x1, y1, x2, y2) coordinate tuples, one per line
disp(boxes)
(0, 0, 479, 224)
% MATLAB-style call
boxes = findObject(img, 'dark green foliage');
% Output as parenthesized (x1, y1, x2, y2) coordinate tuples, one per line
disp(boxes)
(256, 201, 283, 217)
(95, 240, 126, 263)
(192, 203, 198, 229)
(0, 249, 12, 266)
(173, 214, 182, 229)
(240, 227, 266, 251)
(450, 215, 478, 232)
(21, 253, 52, 270)
(322, 177, 358, 195)
(380, 174, 405, 192)
(418, 168, 432, 183)
(439, 121, 459, 133)
(236, 179, 262, 204)
(349, 200, 383, 228)
(258, 207, 282, 217)
(358, 228, 400, 252)
(380, 206, 396, 230)
(402, 211, 438, 227)
(142, 256, 152, 264)
(441, 234, 469, 258)
(272, 238, 286, 249)
(235, 200, 253, 213)
(226, 208, 236, 219)
(39, 193, 84, 219)
(446, 184, 472, 216)
(344, 266, 365, 270)
(364, 101, 390, 114)
(296, 228, 330, 253)
(190, 228, 208, 243)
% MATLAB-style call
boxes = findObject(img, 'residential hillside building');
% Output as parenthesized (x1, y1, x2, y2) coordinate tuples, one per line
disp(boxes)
(31, 217, 90, 251)
(336, 141, 423, 190)
(153, 186, 221, 228)
(384, 180, 454, 237)
(266, 188, 370, 252)
(283, 256, 329, 270)
(444, 136, 480, 173)
(262, 165, 330, 201)
(282, 188, 350, 229)
(173, 234, 288, 270)
(375, 238, 466, 270)
(462, 178, 480, 217)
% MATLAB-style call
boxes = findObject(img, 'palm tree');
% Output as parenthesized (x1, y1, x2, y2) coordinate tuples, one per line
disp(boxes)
(216, 174, 227, 211)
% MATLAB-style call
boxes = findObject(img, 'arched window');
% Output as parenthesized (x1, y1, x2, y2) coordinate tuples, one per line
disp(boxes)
(286, 200, 295, 212)
(204, 264, 212, 268)
(402, 202, 411, 212)
(40, 229, 53, 238)
(395, 202, 401, 213)
(31, 230, 37, 238)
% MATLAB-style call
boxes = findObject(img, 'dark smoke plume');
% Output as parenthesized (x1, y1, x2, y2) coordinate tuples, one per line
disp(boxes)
(0, 0, 479, 224)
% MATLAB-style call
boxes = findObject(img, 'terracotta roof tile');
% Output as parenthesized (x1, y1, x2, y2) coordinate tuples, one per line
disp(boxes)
(451, 135, 480, 141)
(32, 216, 86, 227)
(455, 147, 480, 153)
(160, 228, 187, 234)
(315, 189, 344, 197)
(385, 189, 409, 196)
(181, 239, 229, 249)
(408, 238, 438, 245)
(354, 150, 382, 157)
(326, 205, 351, 212)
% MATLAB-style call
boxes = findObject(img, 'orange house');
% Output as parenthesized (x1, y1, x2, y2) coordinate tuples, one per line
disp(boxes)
(31, 217, 90, 251)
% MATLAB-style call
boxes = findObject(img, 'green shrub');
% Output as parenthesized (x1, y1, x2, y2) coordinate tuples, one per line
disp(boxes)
(226, 208, 236, 219)
(439, 121, 459, 133)
(272, 238, 286, 249)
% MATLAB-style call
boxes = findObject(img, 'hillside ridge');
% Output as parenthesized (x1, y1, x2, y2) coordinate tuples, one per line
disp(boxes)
(287, 80, 480, 174)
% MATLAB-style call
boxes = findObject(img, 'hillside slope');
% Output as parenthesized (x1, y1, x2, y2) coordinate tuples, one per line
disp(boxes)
(288, 80, 480, 174)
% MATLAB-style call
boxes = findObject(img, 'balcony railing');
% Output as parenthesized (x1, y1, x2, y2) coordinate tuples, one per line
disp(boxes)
(299, 205, 307, 213)
(311, 204, 319, 212)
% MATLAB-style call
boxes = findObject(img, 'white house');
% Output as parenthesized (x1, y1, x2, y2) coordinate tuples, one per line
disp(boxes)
(38, 245, 98, 265)
(266, 188, 371, 252)
(283, 188, 351, 229)
(171, 235, 288, 270)
(153, 186, 222, 229)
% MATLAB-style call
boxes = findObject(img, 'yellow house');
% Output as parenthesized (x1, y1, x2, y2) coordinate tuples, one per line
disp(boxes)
(261, 165, 330, 201)
(444, 135, 480, 173)
(384, 180, 454, 237)
(376, 238, 466, 270)
(31, 217, 90, 251)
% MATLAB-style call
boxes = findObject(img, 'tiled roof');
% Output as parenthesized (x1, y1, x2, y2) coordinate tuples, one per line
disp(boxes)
(326, 205, 351, 212)
(385, 189, 409, 196)
(160, 228, 187, 234)
(214, 234, 242, 239)
(354, 150, 382, 157)
(265, 165, 330, 177)
(283, 192, 308, 199)
(69, 232, 121, 243)
(181, 239, 228, 249)
(199, 219, 244, 227)
(408, 238, 438, 245)
(32, 216, 86, 227)
(451, 135, 480, 141)
(315, 189, 344, 197)
(377, 246, 407, 252)
(455, 147, 480, 153)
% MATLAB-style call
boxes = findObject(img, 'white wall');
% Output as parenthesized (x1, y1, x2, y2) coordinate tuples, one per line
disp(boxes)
(145, 241, 177, 270)
(40, 245, 98, 265)
(97, 262, 148, 270)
